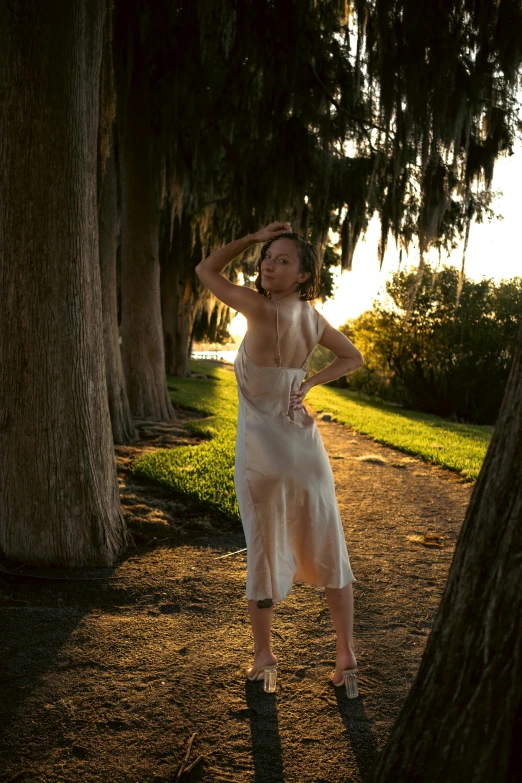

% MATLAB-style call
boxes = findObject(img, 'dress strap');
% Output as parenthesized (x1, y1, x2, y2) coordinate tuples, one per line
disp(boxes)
(271, 297, 282, 367)
(301, 308, 320, 371)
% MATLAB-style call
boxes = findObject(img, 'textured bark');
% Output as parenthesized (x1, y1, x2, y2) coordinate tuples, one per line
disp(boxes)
(160, 210, 202, 378)
(0, 0, 127, 566)
(175, 280, 199, 377)
(98, 132, 138, 444)
(161, 252, 182, 377)
(113, 3, 174, 419)
(96, 0, 116, 210)
(374, 321, 522, 782)
(162, 270, 199, 378)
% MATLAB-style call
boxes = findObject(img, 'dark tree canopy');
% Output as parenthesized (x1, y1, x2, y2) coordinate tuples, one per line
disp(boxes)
(115, 0, 522, 308)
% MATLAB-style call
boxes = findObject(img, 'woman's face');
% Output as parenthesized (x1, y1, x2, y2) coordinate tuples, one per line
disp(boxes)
(259, 238, 310, 294)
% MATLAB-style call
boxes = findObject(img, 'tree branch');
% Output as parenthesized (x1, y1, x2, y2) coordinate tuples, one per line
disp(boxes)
(307, 62, 389, 142)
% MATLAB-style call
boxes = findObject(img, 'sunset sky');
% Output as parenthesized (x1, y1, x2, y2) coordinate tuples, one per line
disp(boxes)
(230, 138, 522, 335)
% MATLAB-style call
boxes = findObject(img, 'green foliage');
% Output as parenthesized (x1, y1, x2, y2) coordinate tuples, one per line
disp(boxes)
(319, 247, 339, 301)
(307, 343, 336, 377)
(343, 264, 522, 424)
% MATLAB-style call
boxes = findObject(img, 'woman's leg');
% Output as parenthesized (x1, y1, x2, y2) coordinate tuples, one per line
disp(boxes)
(324, 583, 357, 684)
(246, 599, 277, 676)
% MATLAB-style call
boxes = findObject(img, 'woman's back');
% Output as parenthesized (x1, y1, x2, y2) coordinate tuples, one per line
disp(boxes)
(243, 297, 325, 369)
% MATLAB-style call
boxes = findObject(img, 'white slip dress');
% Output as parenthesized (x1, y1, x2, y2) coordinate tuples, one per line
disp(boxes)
(233, 297, 355, 605)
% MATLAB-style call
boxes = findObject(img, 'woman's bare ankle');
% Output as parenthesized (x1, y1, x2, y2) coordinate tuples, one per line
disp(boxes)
(246, 648, 277, 677)
(335, 644, 357, 670)
(253, 648, 277, 664)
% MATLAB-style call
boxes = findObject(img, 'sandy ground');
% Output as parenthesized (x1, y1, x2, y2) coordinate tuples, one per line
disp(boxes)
(0, 398, 474, 783)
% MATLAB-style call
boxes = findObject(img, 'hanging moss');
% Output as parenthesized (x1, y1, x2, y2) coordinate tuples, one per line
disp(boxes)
(113, 0, 522, 327)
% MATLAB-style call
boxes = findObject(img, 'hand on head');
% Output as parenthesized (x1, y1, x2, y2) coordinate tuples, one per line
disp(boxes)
(253, 221, 292, 243)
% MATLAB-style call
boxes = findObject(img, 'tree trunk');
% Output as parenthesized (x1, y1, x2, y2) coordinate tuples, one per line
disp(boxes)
(0, 0, 127, 566)
(160, 244, 183, 377)
(98, 131, 138, 444)
(114, 2, 174, 419)
(177, 280, 199, 376)
(160, 210, 201, 378)
(374, 320, 522, 781)
(162, 275, 199, 378)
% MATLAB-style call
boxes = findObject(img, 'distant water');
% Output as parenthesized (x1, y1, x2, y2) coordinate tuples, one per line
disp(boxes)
(192, 349, 238, 364)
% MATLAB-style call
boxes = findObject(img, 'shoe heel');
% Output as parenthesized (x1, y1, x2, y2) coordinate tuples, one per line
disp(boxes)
(263, 665, 277, 693)
(343, 669, 358, 699)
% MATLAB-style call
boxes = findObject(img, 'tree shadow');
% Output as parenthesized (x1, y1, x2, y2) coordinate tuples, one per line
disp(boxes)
(333, 687, 380, 782)
(0, 558, 122, 772)
(245, 680, 285, 782)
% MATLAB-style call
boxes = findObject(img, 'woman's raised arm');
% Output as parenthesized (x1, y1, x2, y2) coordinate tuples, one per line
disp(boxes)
(195, 222, 291, 316)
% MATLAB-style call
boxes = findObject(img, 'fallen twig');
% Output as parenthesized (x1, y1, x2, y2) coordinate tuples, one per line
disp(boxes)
(0, 564, 121, 583)
(0, 596, 31, 604)
(144, 535, 178, 548)
(183, 754, 204, 775)
(175, 731, 198, 780)
(214, 547, 247, 559)
(6, 770, 31, 782)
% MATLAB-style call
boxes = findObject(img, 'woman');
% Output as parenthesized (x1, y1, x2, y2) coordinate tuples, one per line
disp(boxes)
(195, 221, 364, 697)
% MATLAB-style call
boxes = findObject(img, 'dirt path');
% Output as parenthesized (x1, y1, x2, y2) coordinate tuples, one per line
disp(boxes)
(0, 404, 473, 783)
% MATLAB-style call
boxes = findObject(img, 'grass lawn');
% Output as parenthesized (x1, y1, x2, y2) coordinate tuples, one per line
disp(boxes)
(131, 360, 491, 519)
(307, 384, 492, 481)
(131, 360, 241, 520)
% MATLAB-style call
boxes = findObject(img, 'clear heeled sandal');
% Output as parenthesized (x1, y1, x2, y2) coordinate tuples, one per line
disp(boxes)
(332, 668, 358, 698)
(247, 664, 278, 693)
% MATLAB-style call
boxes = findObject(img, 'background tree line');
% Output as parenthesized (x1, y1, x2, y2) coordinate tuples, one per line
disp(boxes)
(309, 264, 522, 424)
